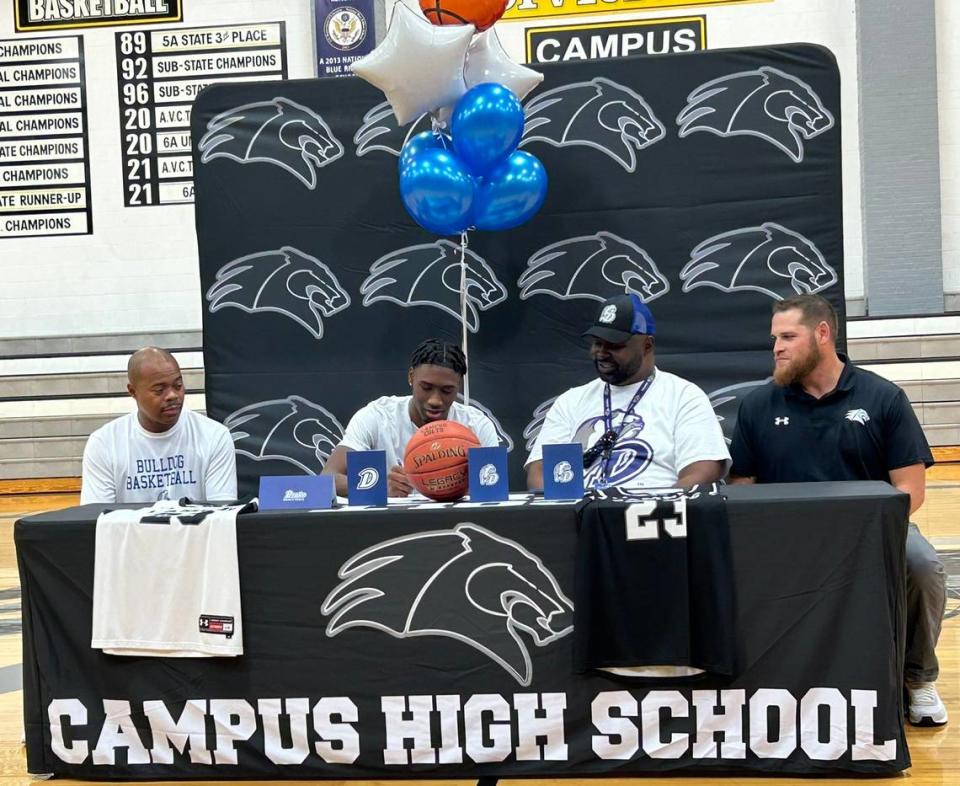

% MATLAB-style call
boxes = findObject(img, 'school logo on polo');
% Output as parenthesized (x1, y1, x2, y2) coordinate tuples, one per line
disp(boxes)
(845, 409, 870, 425)
(198, 97, 344, 189)
(677, 66, 834, 163)
(521, 77, 666, 172)
(322, 524, 574, 685)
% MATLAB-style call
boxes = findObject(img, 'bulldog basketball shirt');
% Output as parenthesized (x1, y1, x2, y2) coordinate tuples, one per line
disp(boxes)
(574, 485, 736, 677)
(92, 500, 253, 657)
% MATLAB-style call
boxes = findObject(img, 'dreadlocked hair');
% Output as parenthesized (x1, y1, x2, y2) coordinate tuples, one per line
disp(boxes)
(410, 339, 467, 376)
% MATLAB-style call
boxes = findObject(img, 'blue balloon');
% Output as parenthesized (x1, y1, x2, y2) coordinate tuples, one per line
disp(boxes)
(399, 129, 451, 172)
(451, 83, 525, 177)
(472, 151, 547, 231)
(399, 149, 476, 236)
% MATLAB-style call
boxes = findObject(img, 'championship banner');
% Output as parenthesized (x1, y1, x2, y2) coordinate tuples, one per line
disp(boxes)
(502, 0, 766, 22)
(18, 483, 909, 778)
(191, 45, 843, 497)
(315, 0, 377, 78)
(14, 0, 183, 31)
(525, 16, 706, 63)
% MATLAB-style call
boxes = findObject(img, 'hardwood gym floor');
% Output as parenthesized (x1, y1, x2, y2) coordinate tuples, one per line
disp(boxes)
(0, 476, 955, 786)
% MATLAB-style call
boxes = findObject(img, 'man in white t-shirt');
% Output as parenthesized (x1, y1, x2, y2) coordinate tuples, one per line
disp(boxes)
(323, 339, 501, 496)
(526, 295, 729, 490)
(80, 347, 238, 504)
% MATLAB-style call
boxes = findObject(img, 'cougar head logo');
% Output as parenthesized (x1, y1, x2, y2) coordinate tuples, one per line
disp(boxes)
(708, 379, 770, 444)
(681, 223, 837, 300)
(361, 240, 507, 333)
(677, 66, 834, 162)
(225, 395, 345, 475)
(206, 246, 351, 339)
(458, 394, 514, 451)
(198, 97, 344, 188)
(522, 77, 665, 172)
(519, 232, 669, 303)
(322, 523, 573, 685)
(523, 396, 558, 452)
(353, 101, 433, 157)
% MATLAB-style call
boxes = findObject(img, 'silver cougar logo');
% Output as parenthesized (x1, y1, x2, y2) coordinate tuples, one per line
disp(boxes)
(522, 77, 665, 172)
(681, 223, 837, 300)
(361, 240, 507, 333)
(206, 246, 351, 339)
(322, 524, 573, 685)
(198, 97, 344, 188)
(708, 379, 770, 444)
(519, 231, 669, 303)
(225, 395, 345, 475)
(353, 101, 433, 158)
(677, 66, 834, 163)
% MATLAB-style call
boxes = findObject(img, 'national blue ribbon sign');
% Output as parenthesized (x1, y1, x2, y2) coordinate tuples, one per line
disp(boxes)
(316, 0, 377, 77)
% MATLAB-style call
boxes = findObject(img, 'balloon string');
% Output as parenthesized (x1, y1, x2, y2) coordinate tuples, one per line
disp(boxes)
(460, 230, 469, 406)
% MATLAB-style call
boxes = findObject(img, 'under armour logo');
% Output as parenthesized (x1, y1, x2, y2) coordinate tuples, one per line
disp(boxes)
(845, 409, 870, 425)
(774, 416, 790, 426)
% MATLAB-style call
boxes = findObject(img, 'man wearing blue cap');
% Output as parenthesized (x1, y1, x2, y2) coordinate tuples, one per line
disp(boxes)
(525, 294, 729, 490)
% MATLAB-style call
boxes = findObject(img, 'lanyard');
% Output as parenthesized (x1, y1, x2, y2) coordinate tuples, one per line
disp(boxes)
(597, 371, 655, 484)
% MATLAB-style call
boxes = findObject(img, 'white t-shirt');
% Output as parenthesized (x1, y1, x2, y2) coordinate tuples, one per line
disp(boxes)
(81, 408, 238, 504)
(526, 370, 730, 489)
(92, 501, 245, 657)
(339, 395, 501, 467)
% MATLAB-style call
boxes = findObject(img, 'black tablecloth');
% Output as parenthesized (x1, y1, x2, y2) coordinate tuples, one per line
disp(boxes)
(17, 481, 910, 778)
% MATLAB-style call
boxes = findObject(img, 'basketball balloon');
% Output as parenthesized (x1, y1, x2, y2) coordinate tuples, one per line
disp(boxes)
(419, 0, 508, 32)
(404, 420, 481, 501)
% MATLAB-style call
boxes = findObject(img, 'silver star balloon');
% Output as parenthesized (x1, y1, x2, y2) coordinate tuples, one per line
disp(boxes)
(351, 3, 475, 125)
(464, 28, 544, 100)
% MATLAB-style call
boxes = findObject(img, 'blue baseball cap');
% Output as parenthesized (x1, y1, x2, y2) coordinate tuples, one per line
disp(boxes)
(582, 293, 656, 342)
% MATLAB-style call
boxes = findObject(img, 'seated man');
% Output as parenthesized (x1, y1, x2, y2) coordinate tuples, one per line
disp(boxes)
(323, 338, 501, 497)
(526, 294, 729, 489)
(729, 294, 947, 726)
(81, 347, 237, 503)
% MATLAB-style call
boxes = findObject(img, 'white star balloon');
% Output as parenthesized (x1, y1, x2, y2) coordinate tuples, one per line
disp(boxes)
(351, 3, 475, 125)
(464, 28, 544, 100)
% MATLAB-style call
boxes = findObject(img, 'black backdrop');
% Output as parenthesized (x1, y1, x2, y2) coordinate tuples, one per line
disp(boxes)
(191, 45, 844, 495)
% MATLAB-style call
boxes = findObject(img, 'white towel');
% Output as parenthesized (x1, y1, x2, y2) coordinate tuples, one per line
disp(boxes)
(92, 501, 248, 657)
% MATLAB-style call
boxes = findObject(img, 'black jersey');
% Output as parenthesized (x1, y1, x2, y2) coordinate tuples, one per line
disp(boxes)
(573, 485, 735, 677)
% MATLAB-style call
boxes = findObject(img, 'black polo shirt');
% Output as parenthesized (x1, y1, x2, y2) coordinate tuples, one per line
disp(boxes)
(730, 357, 933, 483)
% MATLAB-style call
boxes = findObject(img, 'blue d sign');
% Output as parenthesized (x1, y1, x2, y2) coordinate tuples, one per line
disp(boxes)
(347, 450, 388, 506)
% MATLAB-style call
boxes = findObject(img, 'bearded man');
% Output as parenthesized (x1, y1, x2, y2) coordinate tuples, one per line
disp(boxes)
(729, 294, 947, 727)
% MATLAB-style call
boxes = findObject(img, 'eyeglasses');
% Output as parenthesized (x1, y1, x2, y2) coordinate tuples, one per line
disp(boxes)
(582, 429, 618, 468)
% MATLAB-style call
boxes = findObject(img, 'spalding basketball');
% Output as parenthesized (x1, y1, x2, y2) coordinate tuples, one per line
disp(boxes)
(404, 420, 480, 501)
(419, 0, 507, 32)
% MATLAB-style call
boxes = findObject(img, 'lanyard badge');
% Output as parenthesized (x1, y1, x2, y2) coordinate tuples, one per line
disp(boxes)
(583, 372, 655, 486)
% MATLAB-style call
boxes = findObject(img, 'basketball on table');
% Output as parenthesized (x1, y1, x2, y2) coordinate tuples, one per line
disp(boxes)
(418, 0, 508, 32)
(404, 420, 480, 501)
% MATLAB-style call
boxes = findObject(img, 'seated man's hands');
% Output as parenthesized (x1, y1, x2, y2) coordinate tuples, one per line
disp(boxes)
(388, 464, 413, 497)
